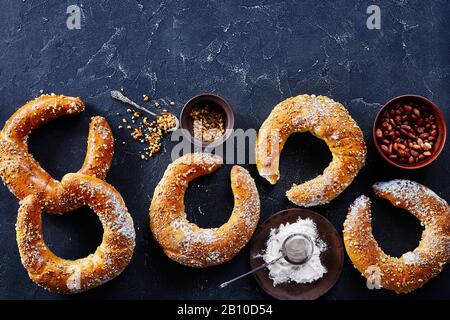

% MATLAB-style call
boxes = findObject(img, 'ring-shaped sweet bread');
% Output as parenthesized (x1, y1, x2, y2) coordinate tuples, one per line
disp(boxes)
(0, 94, 114, 213)
(344, 180, 450, 293)
(255, 94, 366, 207)
(150, 153, 260, 267)
(16, 173, 135, 293)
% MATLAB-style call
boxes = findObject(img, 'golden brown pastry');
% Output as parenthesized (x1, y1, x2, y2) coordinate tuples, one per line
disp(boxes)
(255, 94, 366, 207)
(343, 180, 450, 293)
(150, 153, 260, 267)
(16, 173, 135, 294)
(0, 94, 114, 213)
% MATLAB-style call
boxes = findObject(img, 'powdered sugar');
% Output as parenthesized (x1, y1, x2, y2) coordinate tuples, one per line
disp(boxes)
(349, 195, 370, 215)
(373, 179, 449, 226)
(288, 170, 336, 207)
(171, 218, 217, 244)
(66, 265, 82, 292)
(262, 217, 327, 286)
(82, 181, 136, 241)
(402, 251, 419, 265)
(364, 265, 382, 290)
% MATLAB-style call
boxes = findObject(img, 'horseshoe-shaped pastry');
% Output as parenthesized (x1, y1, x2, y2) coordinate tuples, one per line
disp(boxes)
(0, 94, 114, 213)
(255, 94, 366, 207)
(16, 173, 135, 294)
(344, 180, 450, 293)
(150, 153, 260, 268)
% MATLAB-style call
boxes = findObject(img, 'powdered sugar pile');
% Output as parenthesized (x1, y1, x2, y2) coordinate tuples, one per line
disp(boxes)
(262, 217, 328, 286)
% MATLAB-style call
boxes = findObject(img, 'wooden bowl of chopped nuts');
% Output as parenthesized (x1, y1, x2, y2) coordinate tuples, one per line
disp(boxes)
(180, 93, 235, 148)
(373, 95, 447, 169)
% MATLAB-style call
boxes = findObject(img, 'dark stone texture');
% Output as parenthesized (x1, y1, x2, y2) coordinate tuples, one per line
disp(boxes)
(0, 0, 448, 299)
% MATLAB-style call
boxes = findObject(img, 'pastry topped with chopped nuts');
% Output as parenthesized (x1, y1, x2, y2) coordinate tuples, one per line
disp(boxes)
(255, 94, 366, 207)
(344, 180, 450, 293)
(150, 153, 260, 268)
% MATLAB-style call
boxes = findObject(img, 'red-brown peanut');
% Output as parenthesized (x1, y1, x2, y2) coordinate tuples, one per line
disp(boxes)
(376, 101, 438, 164)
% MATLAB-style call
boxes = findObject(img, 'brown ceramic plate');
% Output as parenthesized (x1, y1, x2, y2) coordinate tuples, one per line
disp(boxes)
(250, 208, 344, 300)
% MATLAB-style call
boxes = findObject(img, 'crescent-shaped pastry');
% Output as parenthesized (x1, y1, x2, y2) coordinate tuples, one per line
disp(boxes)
(255, 94, 366, 207)
(150, 153, 260, 268)
(16, 173, 135, 294)
(0, 94, 114, 213)
(343, 180, 450, 293)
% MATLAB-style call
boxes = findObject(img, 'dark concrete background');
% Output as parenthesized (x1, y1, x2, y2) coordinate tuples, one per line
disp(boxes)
(0, 0, 448, 299)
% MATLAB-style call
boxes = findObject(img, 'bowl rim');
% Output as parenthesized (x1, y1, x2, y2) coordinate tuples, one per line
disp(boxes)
(180, 93, 235, 149)
(373, 94, 447, 169)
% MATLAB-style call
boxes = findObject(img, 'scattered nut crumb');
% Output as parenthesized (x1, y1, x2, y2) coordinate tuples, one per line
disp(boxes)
(157, 113, 177, 132)
(115, 94, 178, 160)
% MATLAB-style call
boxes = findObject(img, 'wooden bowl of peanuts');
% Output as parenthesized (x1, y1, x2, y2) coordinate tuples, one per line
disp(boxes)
(373, 95, 447, 169)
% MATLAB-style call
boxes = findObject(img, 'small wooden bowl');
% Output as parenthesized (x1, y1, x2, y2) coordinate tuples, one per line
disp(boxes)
(250, 208, 344, 300)
(180, 93, 235, 148)
(373, 95, 447, 169)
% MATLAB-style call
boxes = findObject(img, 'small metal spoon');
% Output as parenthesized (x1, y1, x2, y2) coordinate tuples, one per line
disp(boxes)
(219, 233, 314, 288)
(110, 90, 179, 132)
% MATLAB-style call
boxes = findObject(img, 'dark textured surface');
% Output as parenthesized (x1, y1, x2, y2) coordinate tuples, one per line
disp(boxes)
(0, 0, 449, 300)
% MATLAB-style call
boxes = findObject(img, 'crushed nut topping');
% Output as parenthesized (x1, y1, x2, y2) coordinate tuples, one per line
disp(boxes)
(189, 104, 226, 142)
